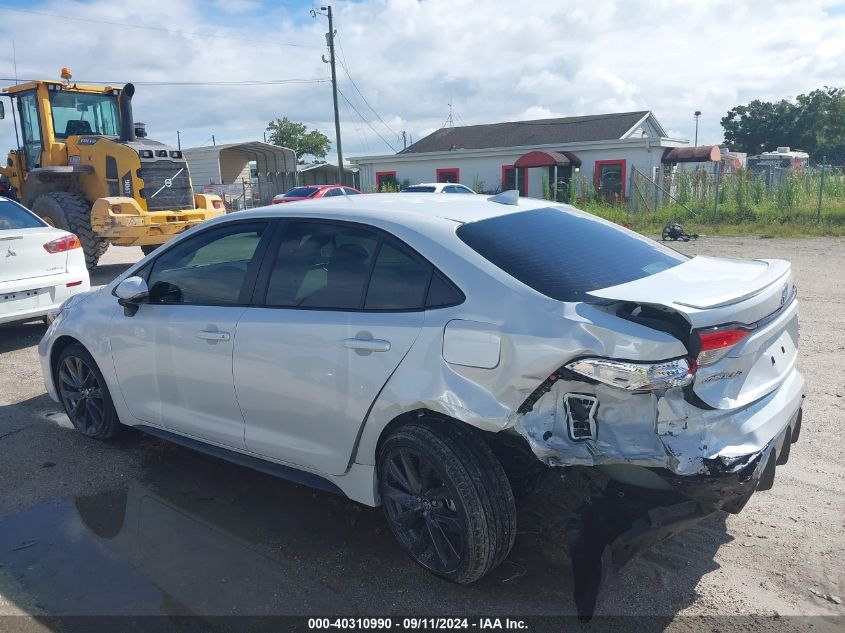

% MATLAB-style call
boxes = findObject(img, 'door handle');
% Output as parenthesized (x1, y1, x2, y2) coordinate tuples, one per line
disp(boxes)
(341, 337, 391, 352)
(196, 330, 231, 341)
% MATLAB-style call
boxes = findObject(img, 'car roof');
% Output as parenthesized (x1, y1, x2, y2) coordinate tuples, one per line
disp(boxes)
(231, 193, 555, 227)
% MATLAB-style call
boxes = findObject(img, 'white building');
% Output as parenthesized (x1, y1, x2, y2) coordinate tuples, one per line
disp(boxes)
(350, 111, 689, 200)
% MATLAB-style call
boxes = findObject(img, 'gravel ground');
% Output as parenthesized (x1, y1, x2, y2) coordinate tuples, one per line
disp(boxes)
(0, 238, 843, 630)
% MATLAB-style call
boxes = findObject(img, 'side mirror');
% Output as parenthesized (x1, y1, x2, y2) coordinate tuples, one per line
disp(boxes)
(115, 276, 148, 316)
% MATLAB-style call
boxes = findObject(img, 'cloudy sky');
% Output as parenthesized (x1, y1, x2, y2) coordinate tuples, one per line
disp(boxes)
(1, 0, 844, 163)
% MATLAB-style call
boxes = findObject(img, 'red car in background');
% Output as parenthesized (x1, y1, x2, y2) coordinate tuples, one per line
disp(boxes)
(271, 185, 362, 204)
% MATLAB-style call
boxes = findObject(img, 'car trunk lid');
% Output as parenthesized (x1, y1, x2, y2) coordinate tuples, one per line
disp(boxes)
(0, 228, 70, 284)
(588, 256, 797, 409)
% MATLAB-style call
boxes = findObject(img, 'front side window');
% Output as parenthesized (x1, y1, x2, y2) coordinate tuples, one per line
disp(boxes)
(457, 207, 685, 302)
(146, 222, 267, 305)
(322, 188, 343, 197)
(49, 91, 120, 139)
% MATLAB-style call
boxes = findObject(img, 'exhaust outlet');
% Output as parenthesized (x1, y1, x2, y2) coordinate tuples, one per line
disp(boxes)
(119, 83, 136, 142)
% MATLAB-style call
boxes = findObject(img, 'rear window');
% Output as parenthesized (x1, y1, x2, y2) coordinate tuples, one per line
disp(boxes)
(456, 207, 686, 302)
(402, 186, 436, 193)
(0, 200, 47, 230)
(283, 187, 319, 198)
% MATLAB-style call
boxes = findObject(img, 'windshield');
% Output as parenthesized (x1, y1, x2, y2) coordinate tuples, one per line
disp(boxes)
(50, 91, 120, 139)
(456, 207, 686, 302)
(282, 187, 319, 198)
(402, 186, 436, 193)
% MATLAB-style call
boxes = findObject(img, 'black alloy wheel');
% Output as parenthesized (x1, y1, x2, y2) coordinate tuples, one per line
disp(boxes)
(56, 344, 122, 440)
(378, 419, 516, 584)
(382, 447, 465, 574)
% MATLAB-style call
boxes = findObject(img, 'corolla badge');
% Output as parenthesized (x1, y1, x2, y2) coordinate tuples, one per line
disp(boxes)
(5, 247, 16, 258)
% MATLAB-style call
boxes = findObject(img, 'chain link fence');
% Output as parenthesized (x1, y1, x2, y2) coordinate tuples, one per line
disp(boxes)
(625, 160, 845, 226)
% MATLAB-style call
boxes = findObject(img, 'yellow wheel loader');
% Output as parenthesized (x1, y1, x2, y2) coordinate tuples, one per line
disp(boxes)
(0, 69, 224, 270)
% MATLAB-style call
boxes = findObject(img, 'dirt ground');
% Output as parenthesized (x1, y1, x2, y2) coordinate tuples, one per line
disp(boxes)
(0, 238, 843, 631)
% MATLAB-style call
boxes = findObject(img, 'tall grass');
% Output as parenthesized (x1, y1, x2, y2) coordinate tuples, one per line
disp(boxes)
(574, 167, 845, 237)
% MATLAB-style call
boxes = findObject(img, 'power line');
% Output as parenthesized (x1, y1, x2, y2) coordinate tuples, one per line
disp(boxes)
(337, 87, 397, 152)
(335, 38, 399, 141)
(0, 4, 321, 48)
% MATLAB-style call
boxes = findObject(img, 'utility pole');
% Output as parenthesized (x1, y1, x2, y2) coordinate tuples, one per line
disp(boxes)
(212, 134, 216, 146)
(694, 110, 701, 147)
(401, 131, 407, 150)
(314, 5, 344, 185)
(176, 130, 181, 151)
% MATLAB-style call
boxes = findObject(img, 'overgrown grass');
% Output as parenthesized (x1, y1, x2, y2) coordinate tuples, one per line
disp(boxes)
(578, 168, 845, 237)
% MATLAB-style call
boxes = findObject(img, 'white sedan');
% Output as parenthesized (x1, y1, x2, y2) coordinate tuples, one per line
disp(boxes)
(37, 192, 802, 610)
(401, 182, 475, 193)
(0, 197, 90, 326)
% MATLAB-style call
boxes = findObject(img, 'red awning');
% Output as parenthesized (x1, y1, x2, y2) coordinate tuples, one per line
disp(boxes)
(514, 150, 582, 168)
(662, 145, 722, 163)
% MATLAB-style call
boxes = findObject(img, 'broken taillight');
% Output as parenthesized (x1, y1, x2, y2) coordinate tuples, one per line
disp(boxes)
(43, 234, 81, 253)
(696, 326, 750, 366)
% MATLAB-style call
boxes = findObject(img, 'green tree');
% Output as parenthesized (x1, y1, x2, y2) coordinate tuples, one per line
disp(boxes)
(265, 117, 331, 162)
(721, 87, 845, 156)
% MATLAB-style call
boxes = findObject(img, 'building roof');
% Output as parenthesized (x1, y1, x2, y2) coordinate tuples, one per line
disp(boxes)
(400, 111, 654, 154)
(297, 162, 359, 173)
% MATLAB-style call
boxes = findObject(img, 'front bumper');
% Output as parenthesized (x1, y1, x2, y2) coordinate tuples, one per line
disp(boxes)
(90, 196, 224, 247)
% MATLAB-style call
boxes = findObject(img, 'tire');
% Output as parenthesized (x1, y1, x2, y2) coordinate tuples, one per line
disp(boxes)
(55, 343, 122, 440)
(140, 244, 158, 256)
(32, 192, 102, 271)
(378, 418, 516, 584)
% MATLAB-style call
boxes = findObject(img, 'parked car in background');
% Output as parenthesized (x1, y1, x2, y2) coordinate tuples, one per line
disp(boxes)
(38, 193, 802, 617)
(272, 185, 361, 204)
(0, 198, 90, 326)
(401, 182, 475, 193)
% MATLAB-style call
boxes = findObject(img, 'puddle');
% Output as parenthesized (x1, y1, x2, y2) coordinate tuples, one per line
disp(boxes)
(0, 444, 577, 619)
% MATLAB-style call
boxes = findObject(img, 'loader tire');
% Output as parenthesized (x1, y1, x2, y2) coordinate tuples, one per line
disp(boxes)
(32, 192, 103, 271)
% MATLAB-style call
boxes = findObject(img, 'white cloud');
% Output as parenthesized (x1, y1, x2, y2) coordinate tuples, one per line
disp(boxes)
(1, 0, 843, 165)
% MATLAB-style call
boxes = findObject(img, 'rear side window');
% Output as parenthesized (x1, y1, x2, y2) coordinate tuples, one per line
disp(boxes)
(264, 222, 379, 309)
(0, 200, 46, 229)
(456, 207, 686, 302)
(365, 242, 432, 310)
(402, 186, 436, 193)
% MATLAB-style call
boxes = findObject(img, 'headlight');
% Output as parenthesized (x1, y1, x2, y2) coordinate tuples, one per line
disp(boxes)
(565, 357, 694, 391)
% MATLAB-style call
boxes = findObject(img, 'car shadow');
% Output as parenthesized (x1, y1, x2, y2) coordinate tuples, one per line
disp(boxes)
(0, 320, 47, 353)
(0, 431, 735, 629)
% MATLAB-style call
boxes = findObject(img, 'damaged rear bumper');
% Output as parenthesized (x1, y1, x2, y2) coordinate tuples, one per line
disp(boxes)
(515, 366, 804, 511)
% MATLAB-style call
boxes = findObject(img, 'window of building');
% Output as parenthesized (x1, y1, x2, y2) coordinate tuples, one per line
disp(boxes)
(375, 171, 398, 191)
(436, 168, 460, 183)
(594, 159, 627, 199)
(501, 164, 528, 196)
